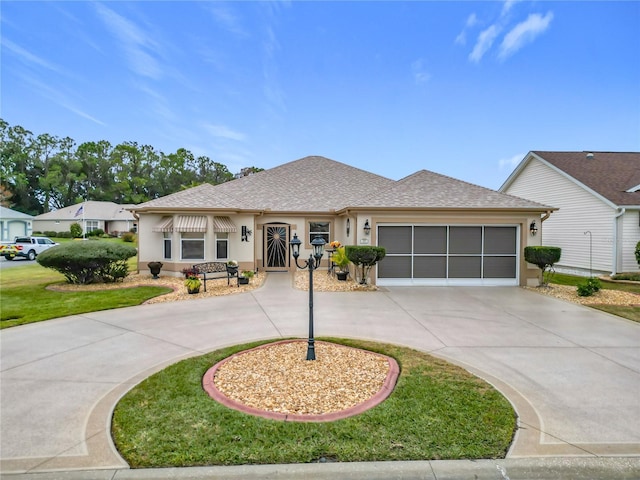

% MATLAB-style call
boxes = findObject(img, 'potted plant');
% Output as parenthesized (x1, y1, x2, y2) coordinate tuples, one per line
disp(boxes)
(226, 260, 239, 276)
(184, 272, 201, 294)
(239, 270, 254, 285)
(148, 261, 163, 279)
(332, 247, 350, 281)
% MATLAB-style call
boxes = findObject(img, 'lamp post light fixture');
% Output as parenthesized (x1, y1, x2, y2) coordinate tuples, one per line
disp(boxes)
(290, 233, 326, 360)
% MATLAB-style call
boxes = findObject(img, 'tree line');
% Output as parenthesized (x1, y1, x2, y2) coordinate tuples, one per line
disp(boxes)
(0, 118, 262, 215)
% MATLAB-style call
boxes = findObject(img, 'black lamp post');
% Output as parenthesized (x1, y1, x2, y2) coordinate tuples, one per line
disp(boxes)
(290, 233, 326, 360)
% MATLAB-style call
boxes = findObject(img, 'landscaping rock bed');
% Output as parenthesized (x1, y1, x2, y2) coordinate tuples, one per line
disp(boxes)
(210, 340, 392, 417)
(524, 283, 640, 305)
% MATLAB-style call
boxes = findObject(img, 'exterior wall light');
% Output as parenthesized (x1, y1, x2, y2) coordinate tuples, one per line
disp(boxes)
(364, 219, 371, 235)
(529, 221, 538, 236)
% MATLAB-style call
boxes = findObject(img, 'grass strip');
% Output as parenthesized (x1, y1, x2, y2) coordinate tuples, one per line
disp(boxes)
(0, 262, 171, 328)
(112, 338, 516, 468)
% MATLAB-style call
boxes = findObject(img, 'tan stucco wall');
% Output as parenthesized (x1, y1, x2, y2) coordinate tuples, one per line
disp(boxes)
(137, 210, 545, 285)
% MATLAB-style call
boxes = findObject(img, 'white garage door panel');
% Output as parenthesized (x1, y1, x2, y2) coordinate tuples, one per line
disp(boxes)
(377, 225, 519, 287)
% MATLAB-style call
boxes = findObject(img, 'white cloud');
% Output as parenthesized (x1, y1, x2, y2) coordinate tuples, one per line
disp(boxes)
(498, 153, 525, 170)
(501, 0, 519, 17)
(203, 124, 247, 142)
(411, 59, 431, 85)
(454, 13, 478, 46)
(2, 38, 67, 75)
(499, 12, 554, 60)
(94, 3, 163, 80)
(207, 4, 248, 37)
(469, 25, 500, 63)
(17, 72, 106, 126)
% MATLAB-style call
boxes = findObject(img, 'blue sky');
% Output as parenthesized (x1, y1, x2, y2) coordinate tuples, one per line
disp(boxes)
(2, 1, 639, 190)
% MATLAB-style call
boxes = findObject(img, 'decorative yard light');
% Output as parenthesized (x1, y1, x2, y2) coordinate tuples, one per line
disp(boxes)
(290, 233, 326, 360)
(364, 219, 371, 235)
(529, 221, 538, 236)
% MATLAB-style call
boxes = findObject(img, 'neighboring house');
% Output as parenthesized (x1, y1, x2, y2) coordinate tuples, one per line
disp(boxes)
(133, 156, 552, 287)
(33, 201, 137, 236)
(0, 206, 33, 242)
(500, 151, 640, 276)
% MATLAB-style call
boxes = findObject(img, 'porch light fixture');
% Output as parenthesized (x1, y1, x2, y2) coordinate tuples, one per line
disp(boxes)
(364, 219, 371, 235)
(346, 218, 350, 237)
(529, 221, 538, 236)
(289, 233, 326, 360)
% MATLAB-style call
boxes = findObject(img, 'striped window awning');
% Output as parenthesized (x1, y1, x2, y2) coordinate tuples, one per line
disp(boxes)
(214, 216, 237, 233)
(175, 215, 207, 233)
(152, 216, 174, 232)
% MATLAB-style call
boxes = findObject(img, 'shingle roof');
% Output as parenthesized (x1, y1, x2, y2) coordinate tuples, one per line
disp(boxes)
(33, 201, 136, 220)
(0, 206, 33, 219)
(134, 155, 552, 213)
(352, 170, 552, 210)
(136, 156, 396, 212)
(532, 151, 640, 207)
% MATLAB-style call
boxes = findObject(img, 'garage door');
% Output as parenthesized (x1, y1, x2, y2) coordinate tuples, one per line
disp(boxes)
(377, 225, 519, 286)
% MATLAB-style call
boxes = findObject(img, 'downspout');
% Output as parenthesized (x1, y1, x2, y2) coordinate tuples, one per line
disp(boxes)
(612, 208, 626, 276)
(132, 210, 140, 274)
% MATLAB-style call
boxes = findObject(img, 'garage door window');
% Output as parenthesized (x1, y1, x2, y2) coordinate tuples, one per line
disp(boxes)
(378, 225, 517, 282)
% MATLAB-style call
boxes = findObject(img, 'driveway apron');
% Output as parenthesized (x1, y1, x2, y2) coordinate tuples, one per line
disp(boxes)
(1, 273, 639, 474)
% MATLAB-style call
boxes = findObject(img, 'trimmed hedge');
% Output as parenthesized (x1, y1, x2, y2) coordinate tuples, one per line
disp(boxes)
(345, 245, 386, 284)
(37, 241, 137, 284)
(524, 246, 561, 285)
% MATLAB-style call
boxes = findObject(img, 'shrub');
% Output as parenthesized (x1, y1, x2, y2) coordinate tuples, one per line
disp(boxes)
(577, 277, 602, 297)
(122, 232, 136, 243)
(70, 222, 83, 238)
(635, 241, 640, 267)
(345, 245, 386, 284)
(36, 241, 137, 284)
(43, 231, 57, 238)
(612, 273, 640, 281)
(524, 246, 561, 285)
(57, 231, 72, 238)
(87, 228, 105, 237)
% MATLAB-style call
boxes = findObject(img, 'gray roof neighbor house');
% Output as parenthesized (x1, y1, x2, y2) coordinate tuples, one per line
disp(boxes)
(501, 151, 640, 275)
(0, 206, 34, 242)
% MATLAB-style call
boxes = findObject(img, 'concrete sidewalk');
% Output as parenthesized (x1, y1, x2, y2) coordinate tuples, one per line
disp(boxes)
(1, 272, 639, 477)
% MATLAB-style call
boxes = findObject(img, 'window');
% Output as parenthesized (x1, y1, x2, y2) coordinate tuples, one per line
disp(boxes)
(181, 233, 204, 260)
(216, 233, 229, 260)
(86, 220, 99, 233)
(309, 221, 330, 245)
(163, 233, 172, 260)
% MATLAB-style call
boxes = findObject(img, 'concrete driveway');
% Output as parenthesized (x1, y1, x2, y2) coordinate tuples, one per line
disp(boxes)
(1, 273, 639, 475)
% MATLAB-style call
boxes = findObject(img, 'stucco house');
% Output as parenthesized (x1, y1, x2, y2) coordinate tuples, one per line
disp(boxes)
(132, 156, 553, 286)
(0, 206, 33, 242)
(500, 151, 640, 276)
(33, 201, 137, 237)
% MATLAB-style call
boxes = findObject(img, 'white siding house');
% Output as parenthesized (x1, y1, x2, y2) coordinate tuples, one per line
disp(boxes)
(500, 151, 640, 276)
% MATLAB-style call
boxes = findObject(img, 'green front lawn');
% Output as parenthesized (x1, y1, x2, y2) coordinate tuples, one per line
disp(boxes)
(0, 262, 170, 328)
(112, 339, 516, 467)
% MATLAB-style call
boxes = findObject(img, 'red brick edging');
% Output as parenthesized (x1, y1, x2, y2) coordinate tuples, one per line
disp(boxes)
(202, 340, 400, 422)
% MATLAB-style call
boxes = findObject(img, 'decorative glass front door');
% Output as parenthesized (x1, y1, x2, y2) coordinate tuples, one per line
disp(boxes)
(264, 224, 289, 270)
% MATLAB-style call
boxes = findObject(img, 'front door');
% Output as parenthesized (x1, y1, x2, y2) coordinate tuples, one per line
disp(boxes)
(264, 224, 290, 271)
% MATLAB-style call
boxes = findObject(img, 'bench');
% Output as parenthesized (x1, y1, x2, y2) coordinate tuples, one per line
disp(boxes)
(192, 262, 238, 291)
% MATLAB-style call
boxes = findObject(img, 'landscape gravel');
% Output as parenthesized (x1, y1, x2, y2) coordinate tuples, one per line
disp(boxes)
(212, 341, 390, 415)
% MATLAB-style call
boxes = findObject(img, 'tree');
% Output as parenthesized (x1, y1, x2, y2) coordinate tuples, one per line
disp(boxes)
(345, 245, 386, 285)
(524, 246, 561, 286)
